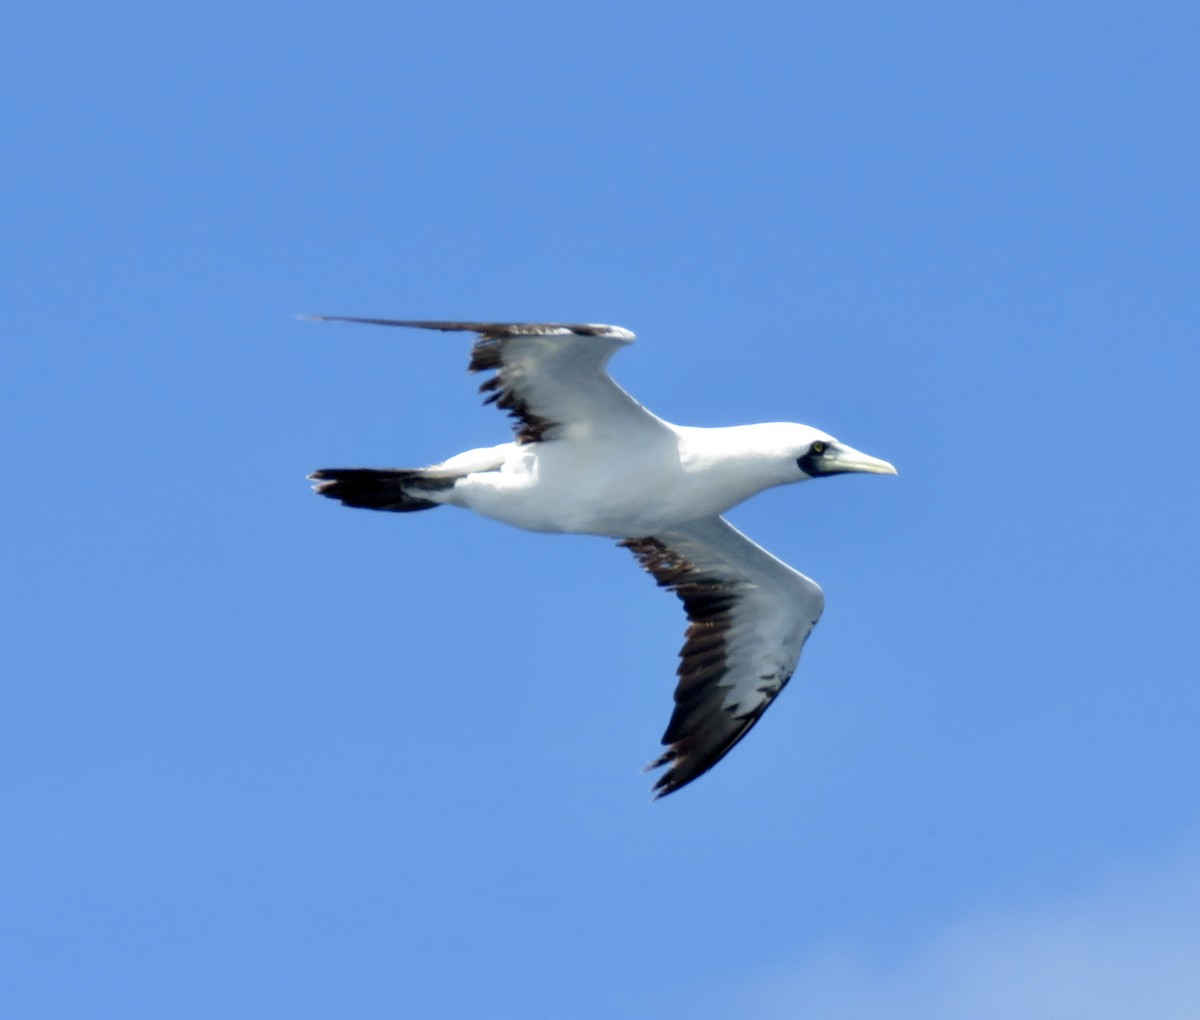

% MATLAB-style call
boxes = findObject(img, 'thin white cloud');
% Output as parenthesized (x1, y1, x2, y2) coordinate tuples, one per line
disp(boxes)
(744, 835, 1200, 1020)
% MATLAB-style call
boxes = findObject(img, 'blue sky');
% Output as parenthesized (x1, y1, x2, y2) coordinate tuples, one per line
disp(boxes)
(4, 1, 1198, 1017)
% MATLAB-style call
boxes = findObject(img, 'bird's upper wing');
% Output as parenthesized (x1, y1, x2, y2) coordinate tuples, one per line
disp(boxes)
(619, 516, 825, 798)
(310, 317, 669, 444)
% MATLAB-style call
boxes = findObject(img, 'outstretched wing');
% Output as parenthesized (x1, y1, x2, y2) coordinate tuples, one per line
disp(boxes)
(309, 317, 668, 444)
(620, 516, 825, 798)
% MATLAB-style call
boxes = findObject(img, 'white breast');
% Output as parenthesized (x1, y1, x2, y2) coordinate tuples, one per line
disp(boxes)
(451, 427, 791, 537)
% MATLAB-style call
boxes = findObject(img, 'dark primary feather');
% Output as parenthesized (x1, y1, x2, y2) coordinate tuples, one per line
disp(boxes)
(306, 316, 629, 339)
(620, 535, 787, 798)
(306, 316, 641, 445)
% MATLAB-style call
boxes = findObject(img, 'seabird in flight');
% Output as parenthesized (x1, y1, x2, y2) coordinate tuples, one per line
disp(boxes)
(308, 318, 896, 797)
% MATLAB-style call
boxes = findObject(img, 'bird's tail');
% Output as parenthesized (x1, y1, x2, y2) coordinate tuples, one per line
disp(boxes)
(308, 468, 455, 512)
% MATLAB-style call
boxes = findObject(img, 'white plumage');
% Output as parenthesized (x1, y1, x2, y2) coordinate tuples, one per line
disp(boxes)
(309, 318, 896, 797)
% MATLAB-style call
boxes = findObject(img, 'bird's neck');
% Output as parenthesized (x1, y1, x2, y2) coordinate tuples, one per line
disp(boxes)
(677, 424, 800, 498)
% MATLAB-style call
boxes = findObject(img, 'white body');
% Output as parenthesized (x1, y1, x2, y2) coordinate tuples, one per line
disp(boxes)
(310, 318, 895, 797)
(440, 422, 827, 536)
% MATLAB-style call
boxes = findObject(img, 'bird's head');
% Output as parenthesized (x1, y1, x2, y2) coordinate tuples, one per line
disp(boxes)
(796, 437, 897, 480)
(764, 423, 898, 481)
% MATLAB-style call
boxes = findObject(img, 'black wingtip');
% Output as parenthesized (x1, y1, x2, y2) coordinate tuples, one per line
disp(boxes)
(643, 749, 685, 800)
(299, 314, 391, 327)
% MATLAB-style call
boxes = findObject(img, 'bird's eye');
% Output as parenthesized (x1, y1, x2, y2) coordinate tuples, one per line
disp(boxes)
(809, 441, 827, 456)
